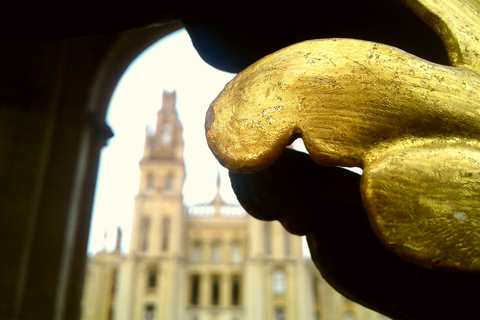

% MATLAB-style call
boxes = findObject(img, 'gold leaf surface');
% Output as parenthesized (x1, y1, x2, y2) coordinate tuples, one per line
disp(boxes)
(205, 0, 480, 271)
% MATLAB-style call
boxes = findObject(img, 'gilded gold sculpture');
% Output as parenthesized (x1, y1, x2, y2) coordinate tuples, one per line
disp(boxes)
(205, 0, 480, 272)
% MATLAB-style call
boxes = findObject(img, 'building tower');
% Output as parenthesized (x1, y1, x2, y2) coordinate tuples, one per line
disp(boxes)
(114, 90, 186, 320)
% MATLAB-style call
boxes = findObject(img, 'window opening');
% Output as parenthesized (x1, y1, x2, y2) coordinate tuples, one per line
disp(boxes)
(190, 275, 200, 305)
(231, 241, 242, 264)
(160, 122, 172, 145)
(273, 270, 286, 295)
(275, 307, 286, 320)
(211, 242, 222, 264)
(211, 275, 221, 305)
(191, 241, 202, 263)
(231, 275, 241, 306)
(147, 267, 157, 289)
(144, 304, 155, 320)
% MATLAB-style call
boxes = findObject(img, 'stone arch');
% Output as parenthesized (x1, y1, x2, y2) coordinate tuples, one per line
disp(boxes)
(87, 20, 184, 118)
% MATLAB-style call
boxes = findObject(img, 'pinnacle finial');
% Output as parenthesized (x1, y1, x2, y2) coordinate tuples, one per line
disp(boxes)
(115, 227, 122, 253)
(102, 230, 108, 252)
(216, 170, 221, 193)
(213, 170, 225, 215)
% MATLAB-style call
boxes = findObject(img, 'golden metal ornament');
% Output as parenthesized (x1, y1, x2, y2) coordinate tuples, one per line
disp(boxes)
(205, 0, 480, 272)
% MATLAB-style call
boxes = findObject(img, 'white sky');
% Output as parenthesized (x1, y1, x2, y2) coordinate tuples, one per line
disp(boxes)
(88, 29, 238, 253)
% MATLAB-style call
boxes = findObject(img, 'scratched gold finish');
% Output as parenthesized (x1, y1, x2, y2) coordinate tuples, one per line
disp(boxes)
(205, 0, 480, 272)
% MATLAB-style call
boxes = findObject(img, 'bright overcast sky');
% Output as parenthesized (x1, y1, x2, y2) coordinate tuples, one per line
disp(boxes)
(88, 29, 237, 254)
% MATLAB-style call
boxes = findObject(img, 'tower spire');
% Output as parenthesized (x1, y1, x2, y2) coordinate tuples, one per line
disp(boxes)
(114, 227, 122, 253)
(216, 171, 221, 194)
(102, 230, 108, 252)
(213, 171, 225, 215)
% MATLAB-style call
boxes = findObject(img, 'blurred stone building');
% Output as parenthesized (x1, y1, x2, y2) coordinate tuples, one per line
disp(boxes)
(81, 91, 389, 320)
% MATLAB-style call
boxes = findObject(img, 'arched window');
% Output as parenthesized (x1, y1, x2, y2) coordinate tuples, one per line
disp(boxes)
(211, 241, 222, 264)
(191, 241, 202, 263)
(230, 241, 242, 264)
(273, 270, 286, 295)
